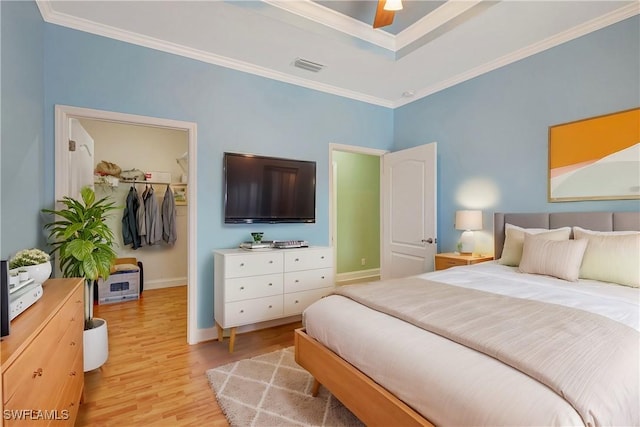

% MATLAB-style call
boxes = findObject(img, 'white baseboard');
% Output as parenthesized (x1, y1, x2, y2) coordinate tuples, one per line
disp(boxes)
(192, 315, 302, 344)
(144, 277, 186, 290)
(336, 268, 380, 284)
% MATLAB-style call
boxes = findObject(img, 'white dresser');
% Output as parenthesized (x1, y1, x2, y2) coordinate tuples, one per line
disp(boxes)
(214, 246, 334, 351)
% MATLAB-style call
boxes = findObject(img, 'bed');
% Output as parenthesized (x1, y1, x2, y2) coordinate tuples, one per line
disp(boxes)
(295, 211, 640, 427)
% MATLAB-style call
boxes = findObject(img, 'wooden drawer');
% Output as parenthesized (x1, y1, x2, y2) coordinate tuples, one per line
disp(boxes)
(284, 248, 332, 272)
(225, 274, 283, 302)
(224, 295, 283, 326)
(434, 257, 467, 270)
(55, 344, 84, 424)
(224, 252, 283, 278)
(3, 303, 82, 413)
(284, 268, 334, 293)
(284, 288, 333, 316)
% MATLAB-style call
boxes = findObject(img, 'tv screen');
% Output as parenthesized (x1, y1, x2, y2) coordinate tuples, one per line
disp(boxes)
(224, 152, 316, 224)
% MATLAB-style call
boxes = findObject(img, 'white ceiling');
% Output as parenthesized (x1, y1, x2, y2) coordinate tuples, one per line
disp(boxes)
(37, 1, 639, 108)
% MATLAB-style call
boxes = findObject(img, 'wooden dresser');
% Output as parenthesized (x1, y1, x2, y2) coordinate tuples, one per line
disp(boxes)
(1, 278, 84, 426)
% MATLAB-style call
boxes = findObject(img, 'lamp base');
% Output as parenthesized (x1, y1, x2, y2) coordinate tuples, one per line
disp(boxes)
(459, 230, 475, 255)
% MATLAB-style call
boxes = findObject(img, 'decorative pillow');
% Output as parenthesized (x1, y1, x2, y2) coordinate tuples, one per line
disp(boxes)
(518, 235, 588, 282)
(572, 226, 638, 236)
(499, 224, 572, 267)
(573, 228, 640, 288)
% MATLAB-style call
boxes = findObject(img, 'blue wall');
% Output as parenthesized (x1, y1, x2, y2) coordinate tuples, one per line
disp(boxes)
(0, 1, 45, 259)
(394, 16, 640, 254)
(42, 24, 393, 328)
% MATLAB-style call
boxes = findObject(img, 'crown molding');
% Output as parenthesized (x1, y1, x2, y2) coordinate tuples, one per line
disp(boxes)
(36, 1, 394, 108)
(395, 0, 482, 50)
(393, 2, 640, 108)
(263, 0, 397, 51)
(37, 1, 639, 110)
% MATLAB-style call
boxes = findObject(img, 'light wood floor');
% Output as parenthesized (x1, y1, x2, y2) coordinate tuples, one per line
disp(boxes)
(77, 286, 300, 426)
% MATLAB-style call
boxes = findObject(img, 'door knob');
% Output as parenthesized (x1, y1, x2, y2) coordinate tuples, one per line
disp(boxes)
(421, 238, 435, 244)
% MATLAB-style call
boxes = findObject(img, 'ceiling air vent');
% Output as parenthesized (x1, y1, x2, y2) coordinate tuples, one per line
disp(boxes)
(293, 58, 325, 73)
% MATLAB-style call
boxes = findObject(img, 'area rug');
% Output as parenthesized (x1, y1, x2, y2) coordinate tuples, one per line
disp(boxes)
(206, 347, 364, 426)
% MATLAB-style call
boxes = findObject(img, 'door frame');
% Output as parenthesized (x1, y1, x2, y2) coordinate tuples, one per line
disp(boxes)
(54, 105, 199, 344)
(328, 143, 387, 279)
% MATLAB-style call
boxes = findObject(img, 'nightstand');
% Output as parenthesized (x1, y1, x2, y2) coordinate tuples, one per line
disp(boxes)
(434, 252, 494, 271)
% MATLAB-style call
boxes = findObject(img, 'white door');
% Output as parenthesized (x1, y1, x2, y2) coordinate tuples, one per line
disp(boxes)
(381, 143, 437, 279)
(69, 118, 95, 199)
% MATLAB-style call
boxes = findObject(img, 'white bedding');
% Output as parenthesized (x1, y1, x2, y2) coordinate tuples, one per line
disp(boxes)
(302, 262, 640, 426)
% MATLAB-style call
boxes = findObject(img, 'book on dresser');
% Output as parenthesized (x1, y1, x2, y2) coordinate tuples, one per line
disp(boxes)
(214, 246, 334, 352)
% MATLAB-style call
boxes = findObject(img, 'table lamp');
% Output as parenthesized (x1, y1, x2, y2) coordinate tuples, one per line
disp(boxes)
(455, 210, 482, 255)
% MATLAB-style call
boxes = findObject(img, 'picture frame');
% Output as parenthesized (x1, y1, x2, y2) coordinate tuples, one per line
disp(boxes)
(548, 108, 640, 202)
(171, 184, 187, 205)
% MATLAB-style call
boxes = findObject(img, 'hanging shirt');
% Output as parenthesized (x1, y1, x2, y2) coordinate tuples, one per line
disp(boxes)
(122, 187, 141, 249)
(144, 186, 163, 245)
(162, 185, 177, 245)
(136, 188, 147, 247)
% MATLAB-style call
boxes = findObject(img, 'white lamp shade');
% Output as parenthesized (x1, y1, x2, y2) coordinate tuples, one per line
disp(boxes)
(455, 210, 483, 231)
(384, 0, 403, 11)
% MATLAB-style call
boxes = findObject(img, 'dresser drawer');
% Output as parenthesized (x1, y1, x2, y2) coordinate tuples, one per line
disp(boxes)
(284, 288, 333, 316)
(55, 344, 84, 423)
(225, 274, 283, 302)
(284, 248, 332, 272)
(224, 295, 283, 326)
(284, 268, 334, 293)
(224, 253, 283, 278)
(3, 305, 81, 412)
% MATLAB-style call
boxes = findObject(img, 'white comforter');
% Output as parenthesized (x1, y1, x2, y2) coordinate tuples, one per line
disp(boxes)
(303, 262, 640, 426)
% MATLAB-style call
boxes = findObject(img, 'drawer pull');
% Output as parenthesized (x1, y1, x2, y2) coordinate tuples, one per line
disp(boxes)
(321, 256, 325, 259)
(268, 283, 273, 286)
(321, 276, 325, 279)
(268, 305, 273, 309)
(269, 260, 273, 264)
(70, 341, 76, 346)
(240, 286, 245, 290)
(240, 310, 244, 313)
(295, 300, 299, 304)
(70, 371, 77, 376)
(240, 263, 245, 267)
(295, 279, 299, 283)
(33, 368, 43, 378)
(295, 258, 299, 262)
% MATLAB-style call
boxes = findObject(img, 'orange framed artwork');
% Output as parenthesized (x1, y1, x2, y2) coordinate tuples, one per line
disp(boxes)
(548, 108, 640, 202)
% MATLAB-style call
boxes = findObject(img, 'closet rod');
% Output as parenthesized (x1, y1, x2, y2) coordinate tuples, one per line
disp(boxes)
(122, 180, 187, 186)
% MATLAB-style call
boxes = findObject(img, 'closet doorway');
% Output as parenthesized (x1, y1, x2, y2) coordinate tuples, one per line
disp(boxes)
(329, 144, 386, 284)
(54, 105, 199, 344)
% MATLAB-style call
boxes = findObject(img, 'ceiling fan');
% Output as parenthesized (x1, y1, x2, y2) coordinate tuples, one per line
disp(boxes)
(373, 0, 403, 29)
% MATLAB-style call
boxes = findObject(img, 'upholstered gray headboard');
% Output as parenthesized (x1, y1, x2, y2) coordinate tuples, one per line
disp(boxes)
(494, 212, 640, 259)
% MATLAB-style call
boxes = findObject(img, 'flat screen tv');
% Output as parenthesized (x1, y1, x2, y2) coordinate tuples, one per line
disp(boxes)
(224, 152, 316, 224)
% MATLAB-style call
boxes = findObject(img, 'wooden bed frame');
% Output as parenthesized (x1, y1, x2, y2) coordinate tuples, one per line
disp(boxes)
(294, 211, 640, 426)
(294, 328, 433, 427)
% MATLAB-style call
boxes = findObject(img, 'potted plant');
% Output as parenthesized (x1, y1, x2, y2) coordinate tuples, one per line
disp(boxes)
(42, 186, 120, 371)
(9, 248, 52, 284)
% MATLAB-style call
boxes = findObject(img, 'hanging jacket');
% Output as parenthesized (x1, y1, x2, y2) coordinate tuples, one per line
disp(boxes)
(144, 186, 163, 245)
(136, 188, 147, 247)
(122, 187, 141, 249)
(162, 185, 177, 245)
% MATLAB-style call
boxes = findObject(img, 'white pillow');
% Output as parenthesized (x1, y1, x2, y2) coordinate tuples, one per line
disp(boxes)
(518, 234, 588, 282)
(573, 226, 638, 236)
(573, 228, 640, 288)
(499, 224, 572, 267)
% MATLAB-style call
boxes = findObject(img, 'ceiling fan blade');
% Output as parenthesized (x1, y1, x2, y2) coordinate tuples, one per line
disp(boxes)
(373, 0, 395, 28)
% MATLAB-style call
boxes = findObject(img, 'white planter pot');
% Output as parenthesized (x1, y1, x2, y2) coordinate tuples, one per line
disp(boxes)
(83, 318, 109, 372)
(21, 262, 52, 284)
